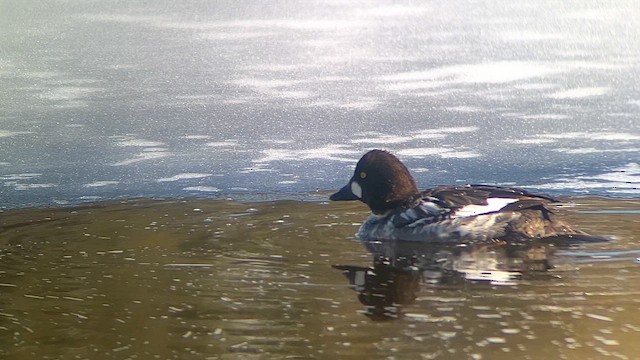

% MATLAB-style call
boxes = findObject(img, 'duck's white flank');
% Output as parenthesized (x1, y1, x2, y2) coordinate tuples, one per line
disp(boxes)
(453, 198, 519, 217)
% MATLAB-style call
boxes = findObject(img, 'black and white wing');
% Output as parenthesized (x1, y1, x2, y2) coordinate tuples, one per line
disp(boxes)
(422, 185, 556, 218)
(388, 185, 555, 228)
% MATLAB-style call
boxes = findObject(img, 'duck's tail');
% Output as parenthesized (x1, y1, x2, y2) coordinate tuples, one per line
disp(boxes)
(503, 206, 610, 246)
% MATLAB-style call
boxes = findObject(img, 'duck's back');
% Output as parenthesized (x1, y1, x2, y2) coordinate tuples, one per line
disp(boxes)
(357, 185, 602, 244)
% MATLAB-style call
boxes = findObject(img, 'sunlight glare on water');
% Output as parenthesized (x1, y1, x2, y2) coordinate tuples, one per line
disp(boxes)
(0, 0, 639, 207)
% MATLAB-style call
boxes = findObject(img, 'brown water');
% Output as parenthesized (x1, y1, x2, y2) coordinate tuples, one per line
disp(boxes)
(0, 197, 639, 359)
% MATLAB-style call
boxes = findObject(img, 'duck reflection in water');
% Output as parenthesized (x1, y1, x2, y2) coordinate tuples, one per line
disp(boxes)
(333, 240, 557, 320)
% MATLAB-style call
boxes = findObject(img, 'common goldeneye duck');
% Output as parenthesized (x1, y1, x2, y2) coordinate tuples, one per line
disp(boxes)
(330, 149, 605, 244)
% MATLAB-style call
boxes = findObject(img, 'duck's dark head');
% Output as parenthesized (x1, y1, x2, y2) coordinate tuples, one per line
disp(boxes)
(330, 150, 419, 214)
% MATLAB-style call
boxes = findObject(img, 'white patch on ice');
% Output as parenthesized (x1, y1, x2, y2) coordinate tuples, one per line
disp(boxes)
(183, 186, 221, 192)
(207, 140, 238, 147)
(83, 181, 120, 188)
(397, 148, 480, 159)
(418, 126, 479, 134)
(378, 61, 564, 84)
(182, 135, 210, 140)
(254, 145, 359, 163)
(278, 180, 299, 185)
(510, 138, 557, 145)
(358, 5, 430, 18)
(13, 183, 57, 191)
(112, 152, 169, 166)
(499, 31, 566, 42)
(552, 147, 640, 154)
(79, 196, 103, 201)
(351, 135, 413, 145)
(411, 167, 429, 173)
(142, 147, 169, 152)
(396, 148, 449, 157)
(198, 31, 278, 41)
(117, 139, 165, 147)
(512, 83, 558, 90)
(40, 86, 101, 101)
(539, 132, 640, 141)
(379, 62, 624, 97)
(81, 14, 369, 32)
(239, 164, 276, 174)
(379, 81, 446, 91)
(0, 130, 31, 138)
(337, 100, 381, 111)
(157, 173, 212, 182)
(0, 173, 42, 181)
(549, 87, 611, 99)
(262, 139, 295, 145)
(439, 151, 481, 159)
(445, 106, 485, 113)
(231, 78, 303, 90)
(516, 114, 571, 120)
(563, 9, 624, 20)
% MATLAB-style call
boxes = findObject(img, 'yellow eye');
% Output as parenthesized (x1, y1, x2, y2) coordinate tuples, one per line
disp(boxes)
(360, 171, 367, 179)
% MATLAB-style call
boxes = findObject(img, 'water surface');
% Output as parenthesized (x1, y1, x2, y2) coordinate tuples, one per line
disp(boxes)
(1, 0, 639, 208)
(1, 197, 638, 359)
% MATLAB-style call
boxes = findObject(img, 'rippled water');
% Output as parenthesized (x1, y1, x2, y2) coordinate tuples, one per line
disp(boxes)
(1, 0, 639, 208)
(2, 2, 639, 357)
(1, 197, 638, 359)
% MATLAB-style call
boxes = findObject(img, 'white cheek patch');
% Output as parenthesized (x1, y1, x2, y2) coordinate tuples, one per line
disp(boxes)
(350, 181, 363, 199)
(454, 198, 519, 217)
